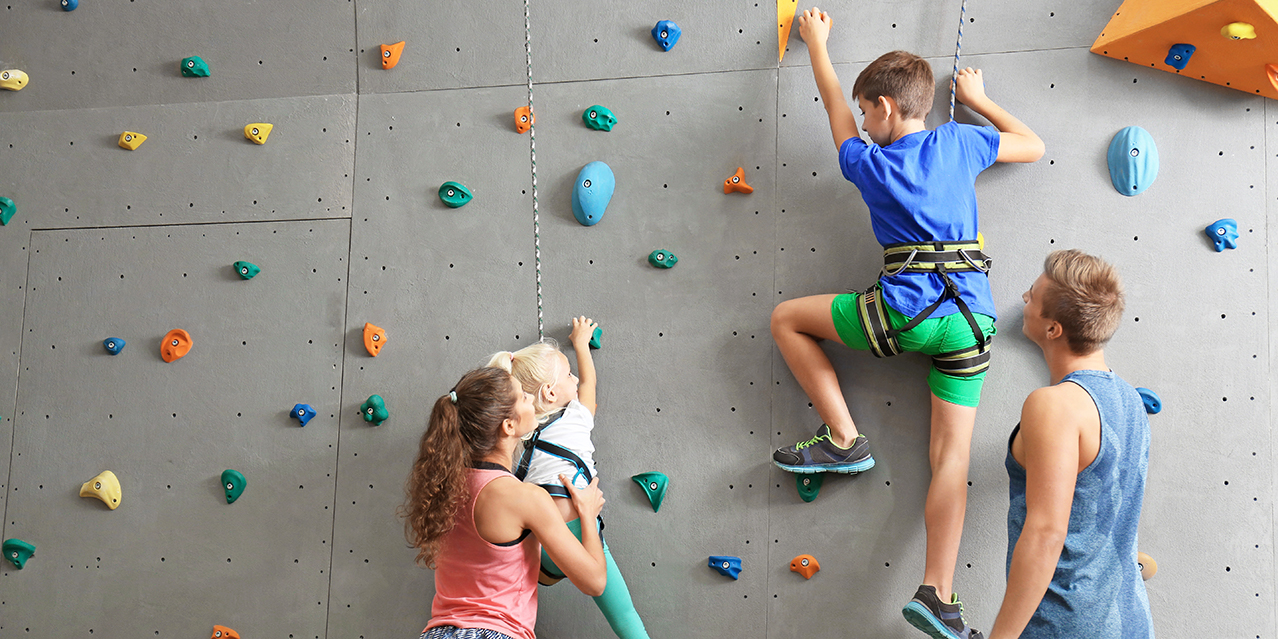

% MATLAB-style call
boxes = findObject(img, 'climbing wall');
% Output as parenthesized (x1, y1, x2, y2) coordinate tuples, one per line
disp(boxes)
(0, 1, 1274, 638)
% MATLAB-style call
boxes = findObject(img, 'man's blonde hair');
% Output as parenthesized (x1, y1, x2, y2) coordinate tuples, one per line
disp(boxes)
(1039, 250, 1125, 355)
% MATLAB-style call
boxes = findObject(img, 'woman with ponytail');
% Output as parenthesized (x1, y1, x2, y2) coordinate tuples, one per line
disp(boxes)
(400, 367, 608, 639)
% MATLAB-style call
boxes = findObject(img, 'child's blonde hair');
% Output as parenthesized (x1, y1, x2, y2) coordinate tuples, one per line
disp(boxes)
(486, 338, 562, 419)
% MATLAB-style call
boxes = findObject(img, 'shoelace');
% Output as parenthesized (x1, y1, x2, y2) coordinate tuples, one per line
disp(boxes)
(795, 433, 829, 450)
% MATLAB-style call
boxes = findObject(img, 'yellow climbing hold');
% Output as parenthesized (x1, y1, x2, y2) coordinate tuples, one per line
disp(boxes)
(0, 69, 28, 91)
(79, 470, 122, 510)
(778, 0, 798, 63)
(244, 123, 273, 145)
(1221, 22, 1256, 40)
(977, 231, 985, 251)
(118, 132, 147, 151)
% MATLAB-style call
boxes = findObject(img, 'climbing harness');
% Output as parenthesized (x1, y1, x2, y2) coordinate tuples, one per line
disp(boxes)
(856, 240, 993, 377)
(513, 409, 592, 498)
(949, 0, 968, 121)
(524, 0, 543, 339)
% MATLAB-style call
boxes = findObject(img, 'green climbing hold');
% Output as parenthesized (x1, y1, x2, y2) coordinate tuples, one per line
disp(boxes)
(438, 181, 473, 208)
(221, 469, 246, 504)
(589, 326, 602, 350)
(233, 261, 260, 280)
(582, 105, 617, 131)
(180, 56, 210, 78)
(361, 394, 389, 426)
(631, 471, 669, 512)
(648, 249, 678, 269)
(3, 538, 35, 569)
(796, 473, 823, 503)
(0, 196, 15, 226)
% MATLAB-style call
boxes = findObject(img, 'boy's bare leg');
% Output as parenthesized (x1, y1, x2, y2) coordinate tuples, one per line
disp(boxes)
(922, 393, 977, 602)
(770, 294, 860, 447)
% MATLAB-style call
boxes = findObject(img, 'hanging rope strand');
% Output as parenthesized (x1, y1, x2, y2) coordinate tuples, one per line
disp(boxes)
(949, 0, 968, 121)
(524, 0, 543, 339)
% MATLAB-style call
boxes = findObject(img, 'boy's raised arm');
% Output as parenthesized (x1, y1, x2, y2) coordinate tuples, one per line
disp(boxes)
(568, 316, 598, 415)
(954, 67, 1044, 163)
(799, 9, 860, 151)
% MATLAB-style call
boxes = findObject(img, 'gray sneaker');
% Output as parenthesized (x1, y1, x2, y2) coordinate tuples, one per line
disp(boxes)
(902, 585, 985, 639)
(772, 424, 875, 474)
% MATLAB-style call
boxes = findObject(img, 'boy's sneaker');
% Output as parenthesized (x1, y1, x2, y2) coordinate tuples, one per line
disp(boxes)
(902, 585, 985, 639)
(771, 424, 875, 474)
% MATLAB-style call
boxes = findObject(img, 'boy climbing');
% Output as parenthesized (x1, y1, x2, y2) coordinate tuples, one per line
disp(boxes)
(770, 8, 1044, 639)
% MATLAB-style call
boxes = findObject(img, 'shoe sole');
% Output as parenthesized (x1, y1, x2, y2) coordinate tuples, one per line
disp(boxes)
(772, 456, 875, 475)
(902, 602, 962, 639)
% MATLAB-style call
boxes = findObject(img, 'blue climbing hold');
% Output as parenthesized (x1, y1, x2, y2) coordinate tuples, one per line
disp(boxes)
(1136, 388, 1161, 415)
(1106, 126, 1158, 197)
(571, 161, 615, 226)
(103, 338, 125, 355)
(1205, 219, 1238, 252)
(652, 20, 681, 51)
(708, 555, 742, 580)
(1165, 43, 1195, 70)
(61, 0, 78, 10)
(292, 403, 317, 427)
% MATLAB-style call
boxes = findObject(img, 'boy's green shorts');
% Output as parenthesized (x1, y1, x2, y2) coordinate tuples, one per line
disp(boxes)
(830, 292, 996, 408)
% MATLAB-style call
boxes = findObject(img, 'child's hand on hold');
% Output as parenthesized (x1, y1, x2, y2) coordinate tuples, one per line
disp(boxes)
(798, 8, 832, 47)
(569, 316, 598, 350)
(561, 474, 605, 521)
(954, 67, 989, 108)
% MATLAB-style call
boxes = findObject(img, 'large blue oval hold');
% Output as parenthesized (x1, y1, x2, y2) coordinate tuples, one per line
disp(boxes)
(1107, 126, 1158, 197)
(572, 161, 615, 226)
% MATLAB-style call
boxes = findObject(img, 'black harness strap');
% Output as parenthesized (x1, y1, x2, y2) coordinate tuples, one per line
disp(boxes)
(514, 408, 594, 498)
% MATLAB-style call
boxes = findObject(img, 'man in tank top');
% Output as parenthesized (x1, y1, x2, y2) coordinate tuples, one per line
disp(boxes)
(986, 250, 1153, 638)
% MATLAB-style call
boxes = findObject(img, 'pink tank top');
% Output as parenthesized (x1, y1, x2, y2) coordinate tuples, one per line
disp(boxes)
(426, 466, 540, 639)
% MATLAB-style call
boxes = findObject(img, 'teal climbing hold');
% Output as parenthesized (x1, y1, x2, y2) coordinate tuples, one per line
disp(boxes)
(588, 326, 602, 350)
(233, 261, 260, 280)
(361, 394, 389, 425)
(648, 249, 678, 269)
(0, 196, 15, 226)
(796, 473, 823, 503)
(221, 469, 246, 504)
(180, 56, 210, 78)
(3, 538, 35, 569)
(438, 181, 473, 208)
(631, 472, 668, 512)
(581, 105, 617, 131)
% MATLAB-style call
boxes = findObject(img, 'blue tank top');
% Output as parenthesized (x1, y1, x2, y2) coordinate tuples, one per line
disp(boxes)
(1006, 370, 1154, 638)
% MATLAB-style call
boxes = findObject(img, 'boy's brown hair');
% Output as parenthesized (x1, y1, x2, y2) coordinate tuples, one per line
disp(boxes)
(852, 50, 935, 120)
(1039, 249, 1125, 355)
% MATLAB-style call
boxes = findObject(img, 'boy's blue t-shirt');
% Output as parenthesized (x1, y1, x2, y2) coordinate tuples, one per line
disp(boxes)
(838, 120, 1000, 320)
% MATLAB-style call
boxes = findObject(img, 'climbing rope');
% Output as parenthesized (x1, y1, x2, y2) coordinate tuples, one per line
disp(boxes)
(524, 0, 543, 339)
(949, 0, 968, 121)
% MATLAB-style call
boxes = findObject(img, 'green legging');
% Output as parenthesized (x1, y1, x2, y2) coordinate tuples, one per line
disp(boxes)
(540, 517, 649, 639)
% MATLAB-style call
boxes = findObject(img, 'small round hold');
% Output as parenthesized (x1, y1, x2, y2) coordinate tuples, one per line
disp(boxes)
(1137, 551, 1158, 580)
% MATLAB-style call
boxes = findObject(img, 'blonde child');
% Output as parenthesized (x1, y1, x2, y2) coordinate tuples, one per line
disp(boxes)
(487, 316, 649, 639)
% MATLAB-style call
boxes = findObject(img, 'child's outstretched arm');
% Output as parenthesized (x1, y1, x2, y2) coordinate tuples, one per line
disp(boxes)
(954, 67, 1045, 163)
(798, 8, 859, 151)
(569, 316, 599, 415)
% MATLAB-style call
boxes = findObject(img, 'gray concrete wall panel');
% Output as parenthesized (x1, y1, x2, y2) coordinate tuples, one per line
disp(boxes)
(355, 0, 529, 93)
(0, 94, 356, 229)
(0, 0, 355, 113)
(0, 220, 349, 638)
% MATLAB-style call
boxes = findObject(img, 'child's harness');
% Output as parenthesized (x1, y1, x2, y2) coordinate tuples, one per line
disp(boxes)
(856, 240, 993, 377)
(513, 408, 592, 498)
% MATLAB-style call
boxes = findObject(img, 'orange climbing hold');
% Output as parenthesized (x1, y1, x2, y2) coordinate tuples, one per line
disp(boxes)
(363, 322, 386, 357)
(724, 167, 754, 194)
(211, 626, 240, 639)
(778, 0, 798, 63)
(789, 554, 820, 579)
(514, 106, 534, 134)
(380, 41, 405, 70)
(160, 329, 192, 363)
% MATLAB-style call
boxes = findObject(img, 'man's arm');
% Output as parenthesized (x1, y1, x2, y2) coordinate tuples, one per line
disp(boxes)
(954, 67, 1044, 163)
(987, 386, 1081, 639)
(798, 9, 859, 151)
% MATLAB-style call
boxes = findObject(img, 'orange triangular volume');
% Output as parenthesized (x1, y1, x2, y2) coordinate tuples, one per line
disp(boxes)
(1090, 0, 1278, 99)
(380, 41, 406, 70)
(778, 0, 798, 63)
